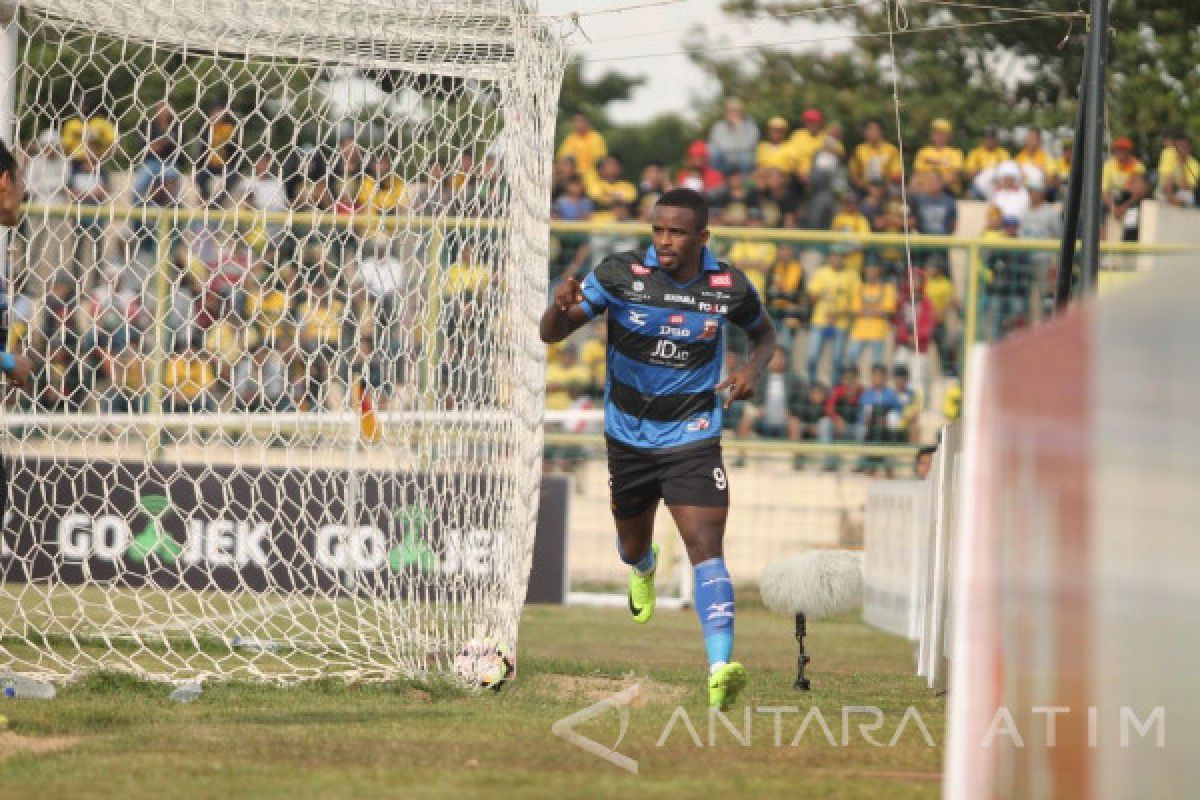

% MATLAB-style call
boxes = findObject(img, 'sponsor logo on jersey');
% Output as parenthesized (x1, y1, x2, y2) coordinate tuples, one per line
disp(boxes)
(708, 273, 733, 288)
(668, 314, 686, 325)
(685, 415, 711, 432)
(664, 293, 696, 305)
(650, 340, 690, 362)
(628, 310, 647, 327)
(631, 264, 651, 276)
(633, 280, 645, 291)
(658, 325, 691, 337)
(698, 301, 728, 313)
(698, 317, 720, 341)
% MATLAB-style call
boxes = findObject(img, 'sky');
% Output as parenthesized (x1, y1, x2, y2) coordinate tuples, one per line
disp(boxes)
(537, 0, 855, 124)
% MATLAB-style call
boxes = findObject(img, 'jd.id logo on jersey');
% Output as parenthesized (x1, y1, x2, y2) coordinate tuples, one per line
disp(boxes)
(650, 339, 690, 363)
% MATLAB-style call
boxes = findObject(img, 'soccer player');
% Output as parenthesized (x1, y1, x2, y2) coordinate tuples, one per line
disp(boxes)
(539, 188, 776, 711)
(0, 139, 33, 535)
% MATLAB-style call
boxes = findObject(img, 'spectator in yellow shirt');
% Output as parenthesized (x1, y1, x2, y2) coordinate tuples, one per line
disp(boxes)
(914, 118, 964, 194)
(805, 248, 860, 385)
(965, 125, 1010, 192)
(295, 279, 348, 410)
(99, 344, 149, 414)
(1158, 132, 1198, 208)
(923, 261, 960, 377)
(845, 262, 897, 374)
(830, 192, 871, 273)
(163, 339, 217, 413)
(544, 345, 591, 412)
(788, 108, 827, 182)
(849, 119, 902, 192)
(299, 279, 346, 355)
(765, 243, 808, 351)
(756, 116, 798, 175)
(579, 322, 607, 394)
(60, 92, 116, 160)
(727, 235, 775, 297)
(194, 99, 241, 205)
(1102, 137, 1147, 227)
(443, 241, 491, 299)
(584, 155, 637, 223)
(441, 240, 496, 349)
(356, 154, 407, 214)
(557, 113, 607, 178)
(1015, 129, 1056, 193)
(1050, 136, 1073, 200)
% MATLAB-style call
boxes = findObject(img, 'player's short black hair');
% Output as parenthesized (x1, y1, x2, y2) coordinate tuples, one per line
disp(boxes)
(915, 444, 938, 471)
(0, 139, 17, 180)
(654, 188, 708, 231)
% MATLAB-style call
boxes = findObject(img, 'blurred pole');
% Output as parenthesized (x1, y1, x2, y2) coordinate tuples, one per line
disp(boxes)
(1079, 0, 1109, 295)
(1055, 42, 1090, 310)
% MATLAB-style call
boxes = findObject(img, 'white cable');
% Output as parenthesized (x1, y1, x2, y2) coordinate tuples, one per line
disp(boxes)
(555, 0, 690, 20)
(884, 0, 923, 384)
(586, 12, 1079, 63)
(582, 0, 879, 46)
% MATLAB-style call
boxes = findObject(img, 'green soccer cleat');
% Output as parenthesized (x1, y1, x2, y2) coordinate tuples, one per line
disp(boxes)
(627, 543, 659, 624)
(708, 662, 748, 712)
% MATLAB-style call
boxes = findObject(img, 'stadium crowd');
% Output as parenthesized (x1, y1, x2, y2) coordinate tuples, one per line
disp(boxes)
(5, 92, 1196, 454)
(10, 95, 511, 418)
(546, 103, 1196, 451)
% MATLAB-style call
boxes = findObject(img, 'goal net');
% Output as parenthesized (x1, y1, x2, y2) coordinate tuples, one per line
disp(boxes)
(0, 0, 566, 684)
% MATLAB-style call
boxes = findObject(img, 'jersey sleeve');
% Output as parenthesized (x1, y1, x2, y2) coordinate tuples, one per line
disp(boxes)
(578, 261, 617, 320)
(729, 278, 767, 331)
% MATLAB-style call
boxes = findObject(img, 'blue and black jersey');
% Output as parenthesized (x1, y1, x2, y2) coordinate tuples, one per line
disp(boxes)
(579, 246, 767, 452)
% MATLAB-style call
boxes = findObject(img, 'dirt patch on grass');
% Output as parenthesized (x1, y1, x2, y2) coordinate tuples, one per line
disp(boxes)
(0, 731, 80, 761)
(534, 674, 687, 707)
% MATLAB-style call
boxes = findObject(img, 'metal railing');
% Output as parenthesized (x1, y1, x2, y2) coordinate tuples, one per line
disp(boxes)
(13, 202, 1196, 422)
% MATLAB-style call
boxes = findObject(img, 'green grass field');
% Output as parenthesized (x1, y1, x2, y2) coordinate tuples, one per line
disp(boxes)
(0, 602, 943, 799)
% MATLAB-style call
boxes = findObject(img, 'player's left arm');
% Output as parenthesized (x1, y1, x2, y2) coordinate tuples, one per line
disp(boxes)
(717, 284, 776, 408)
(0, 351, 32, 387)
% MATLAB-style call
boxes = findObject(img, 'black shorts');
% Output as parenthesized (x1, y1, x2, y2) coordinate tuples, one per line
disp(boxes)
(606, 436, 729, 519)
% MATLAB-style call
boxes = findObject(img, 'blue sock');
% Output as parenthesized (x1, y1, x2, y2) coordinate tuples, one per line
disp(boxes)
(616, 538, 656, 574)
(693, 557, 734, 669)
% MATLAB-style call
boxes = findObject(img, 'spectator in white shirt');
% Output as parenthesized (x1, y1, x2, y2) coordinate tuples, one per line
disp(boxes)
(355, 237, 409, 354)
(707, 97, 759, 177)
(246, 153, 289, 213)
(22, 130, 69, 292)
(975, 160, 1030, 222)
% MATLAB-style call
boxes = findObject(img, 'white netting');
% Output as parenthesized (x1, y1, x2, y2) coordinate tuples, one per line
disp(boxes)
(0, 0, 566, 684)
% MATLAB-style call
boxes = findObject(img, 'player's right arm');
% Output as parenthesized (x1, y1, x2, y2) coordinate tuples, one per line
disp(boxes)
(540, 261, 615, 344)
(539, 277, 591, 344)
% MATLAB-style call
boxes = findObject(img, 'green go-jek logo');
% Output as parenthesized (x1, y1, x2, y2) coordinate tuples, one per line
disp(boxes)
(125, 493, 182, 565)
(387, 505, 437, 572)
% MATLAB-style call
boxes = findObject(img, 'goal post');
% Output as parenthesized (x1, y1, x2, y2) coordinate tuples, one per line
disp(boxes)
(0, 1, 567, 684)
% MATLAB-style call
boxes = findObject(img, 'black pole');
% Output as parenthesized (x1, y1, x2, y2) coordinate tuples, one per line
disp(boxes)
(1054, 41, 1090, 310)
(1079, 0, 1109, 295)
(793, 612, 811, 690)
